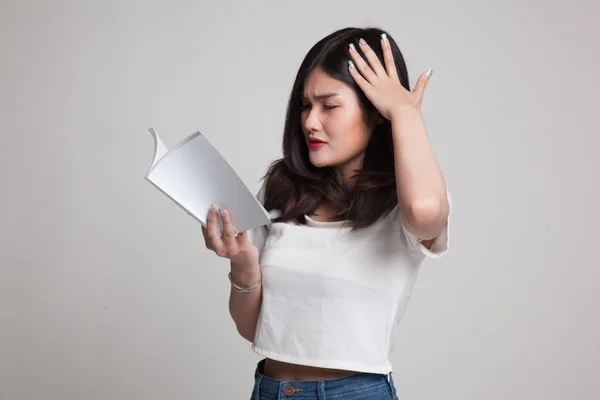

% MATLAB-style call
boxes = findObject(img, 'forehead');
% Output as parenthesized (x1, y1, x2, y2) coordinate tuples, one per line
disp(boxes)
(302, 68, 349, 98)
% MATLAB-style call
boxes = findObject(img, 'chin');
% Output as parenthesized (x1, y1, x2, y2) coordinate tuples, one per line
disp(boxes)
(309, 159, 328, 168)
(309, 157, 340, 169)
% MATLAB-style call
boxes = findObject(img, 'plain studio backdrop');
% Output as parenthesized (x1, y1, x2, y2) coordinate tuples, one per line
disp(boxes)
(1, 0, 598, 399)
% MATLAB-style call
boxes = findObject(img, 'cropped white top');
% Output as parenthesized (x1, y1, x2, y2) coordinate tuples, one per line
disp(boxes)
(247, 183, 451, 374)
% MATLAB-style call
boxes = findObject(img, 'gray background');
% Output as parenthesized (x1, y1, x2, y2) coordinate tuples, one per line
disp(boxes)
(1, 0, 598, 399)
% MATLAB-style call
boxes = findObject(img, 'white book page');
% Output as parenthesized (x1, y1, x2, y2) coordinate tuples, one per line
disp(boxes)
(145, 128, 271, 235)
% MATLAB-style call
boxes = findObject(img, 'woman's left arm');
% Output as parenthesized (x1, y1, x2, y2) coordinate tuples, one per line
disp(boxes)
(390, 104, 449, 243)
(347, 35, 449, 245)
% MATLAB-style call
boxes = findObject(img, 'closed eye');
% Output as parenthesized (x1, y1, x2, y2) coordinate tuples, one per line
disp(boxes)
(299, 104, 338, 111)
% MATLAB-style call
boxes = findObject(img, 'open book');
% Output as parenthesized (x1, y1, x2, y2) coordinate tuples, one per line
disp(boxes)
(144, 127, 272, 235)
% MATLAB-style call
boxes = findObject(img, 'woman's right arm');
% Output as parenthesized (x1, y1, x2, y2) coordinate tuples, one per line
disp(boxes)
(201, 205, 263, 343)
(228, 260, 262, 342)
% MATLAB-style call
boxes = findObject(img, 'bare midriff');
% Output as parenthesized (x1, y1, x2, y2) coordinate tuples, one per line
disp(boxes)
(263, 358, 361, 381)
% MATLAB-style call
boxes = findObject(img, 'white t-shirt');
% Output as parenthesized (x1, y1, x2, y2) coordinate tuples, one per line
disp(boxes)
(247, 182, 451, 375)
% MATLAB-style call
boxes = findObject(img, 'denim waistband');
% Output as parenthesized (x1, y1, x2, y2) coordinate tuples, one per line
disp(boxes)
(252, 359, 397, 399)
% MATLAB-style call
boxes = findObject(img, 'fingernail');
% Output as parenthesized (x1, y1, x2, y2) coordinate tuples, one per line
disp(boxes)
(349, 43, 356, 52)
(219, 209, 226, 217)
(359, 38, 367, 46)
(381, 33, 388, 43)
(348, 60, 355, 69)
(209, 204, 216, 213)
(425, 68, 433, 78)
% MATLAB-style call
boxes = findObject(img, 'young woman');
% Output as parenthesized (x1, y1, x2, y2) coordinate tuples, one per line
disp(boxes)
(202, 26, 451, 400)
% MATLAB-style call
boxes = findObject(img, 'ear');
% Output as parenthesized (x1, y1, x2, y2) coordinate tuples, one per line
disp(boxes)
(366, 111, 384, 129)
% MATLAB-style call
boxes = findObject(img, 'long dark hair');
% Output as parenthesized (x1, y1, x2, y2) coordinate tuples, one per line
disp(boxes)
(261, 27, 411, 230)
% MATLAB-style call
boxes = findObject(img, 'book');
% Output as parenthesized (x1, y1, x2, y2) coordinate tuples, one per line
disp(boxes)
(144, 127, 272, 235)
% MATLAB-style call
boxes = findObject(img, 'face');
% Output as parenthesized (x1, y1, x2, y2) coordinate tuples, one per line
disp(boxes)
(300, 67, 376, 183)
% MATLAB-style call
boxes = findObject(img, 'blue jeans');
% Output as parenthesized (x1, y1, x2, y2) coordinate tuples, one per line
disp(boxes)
(250, 359, 398, 399)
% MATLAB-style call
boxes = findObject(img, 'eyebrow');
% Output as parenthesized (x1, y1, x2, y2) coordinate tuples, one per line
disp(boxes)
(301, 92, 340, 101)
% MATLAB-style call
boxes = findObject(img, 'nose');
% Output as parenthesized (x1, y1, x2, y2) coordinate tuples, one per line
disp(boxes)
(303, 108, 322, 133)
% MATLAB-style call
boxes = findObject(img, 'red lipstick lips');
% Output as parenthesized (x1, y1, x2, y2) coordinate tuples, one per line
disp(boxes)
(308, 137, 326, 150)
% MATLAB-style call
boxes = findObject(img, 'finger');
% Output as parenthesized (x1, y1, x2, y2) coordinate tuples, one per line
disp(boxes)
(348, 43, 378, 84)
(348, 60, 373, 96)
(201, 226, 212, 249)
(236, 231, 250, 248)
(219, 208, 238, 249)
(207, 205, 224, 254)
(413, 69, 432, 97)
(381, 34, 399, 82)
(357, 38, 387, 77)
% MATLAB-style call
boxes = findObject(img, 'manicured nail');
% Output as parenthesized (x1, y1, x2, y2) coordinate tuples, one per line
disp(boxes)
(359, 38, 367, 46)
(348, 60, 355, 69)
(219, 209, 226, 218)
(425, 68, 433, 78)
(381, 33, 388, 43)
(349, 43, 356, 52)
(209, 204, 216, 213)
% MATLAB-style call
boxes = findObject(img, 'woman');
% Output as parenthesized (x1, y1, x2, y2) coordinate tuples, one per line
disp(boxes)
(202, 26, 451, 400)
